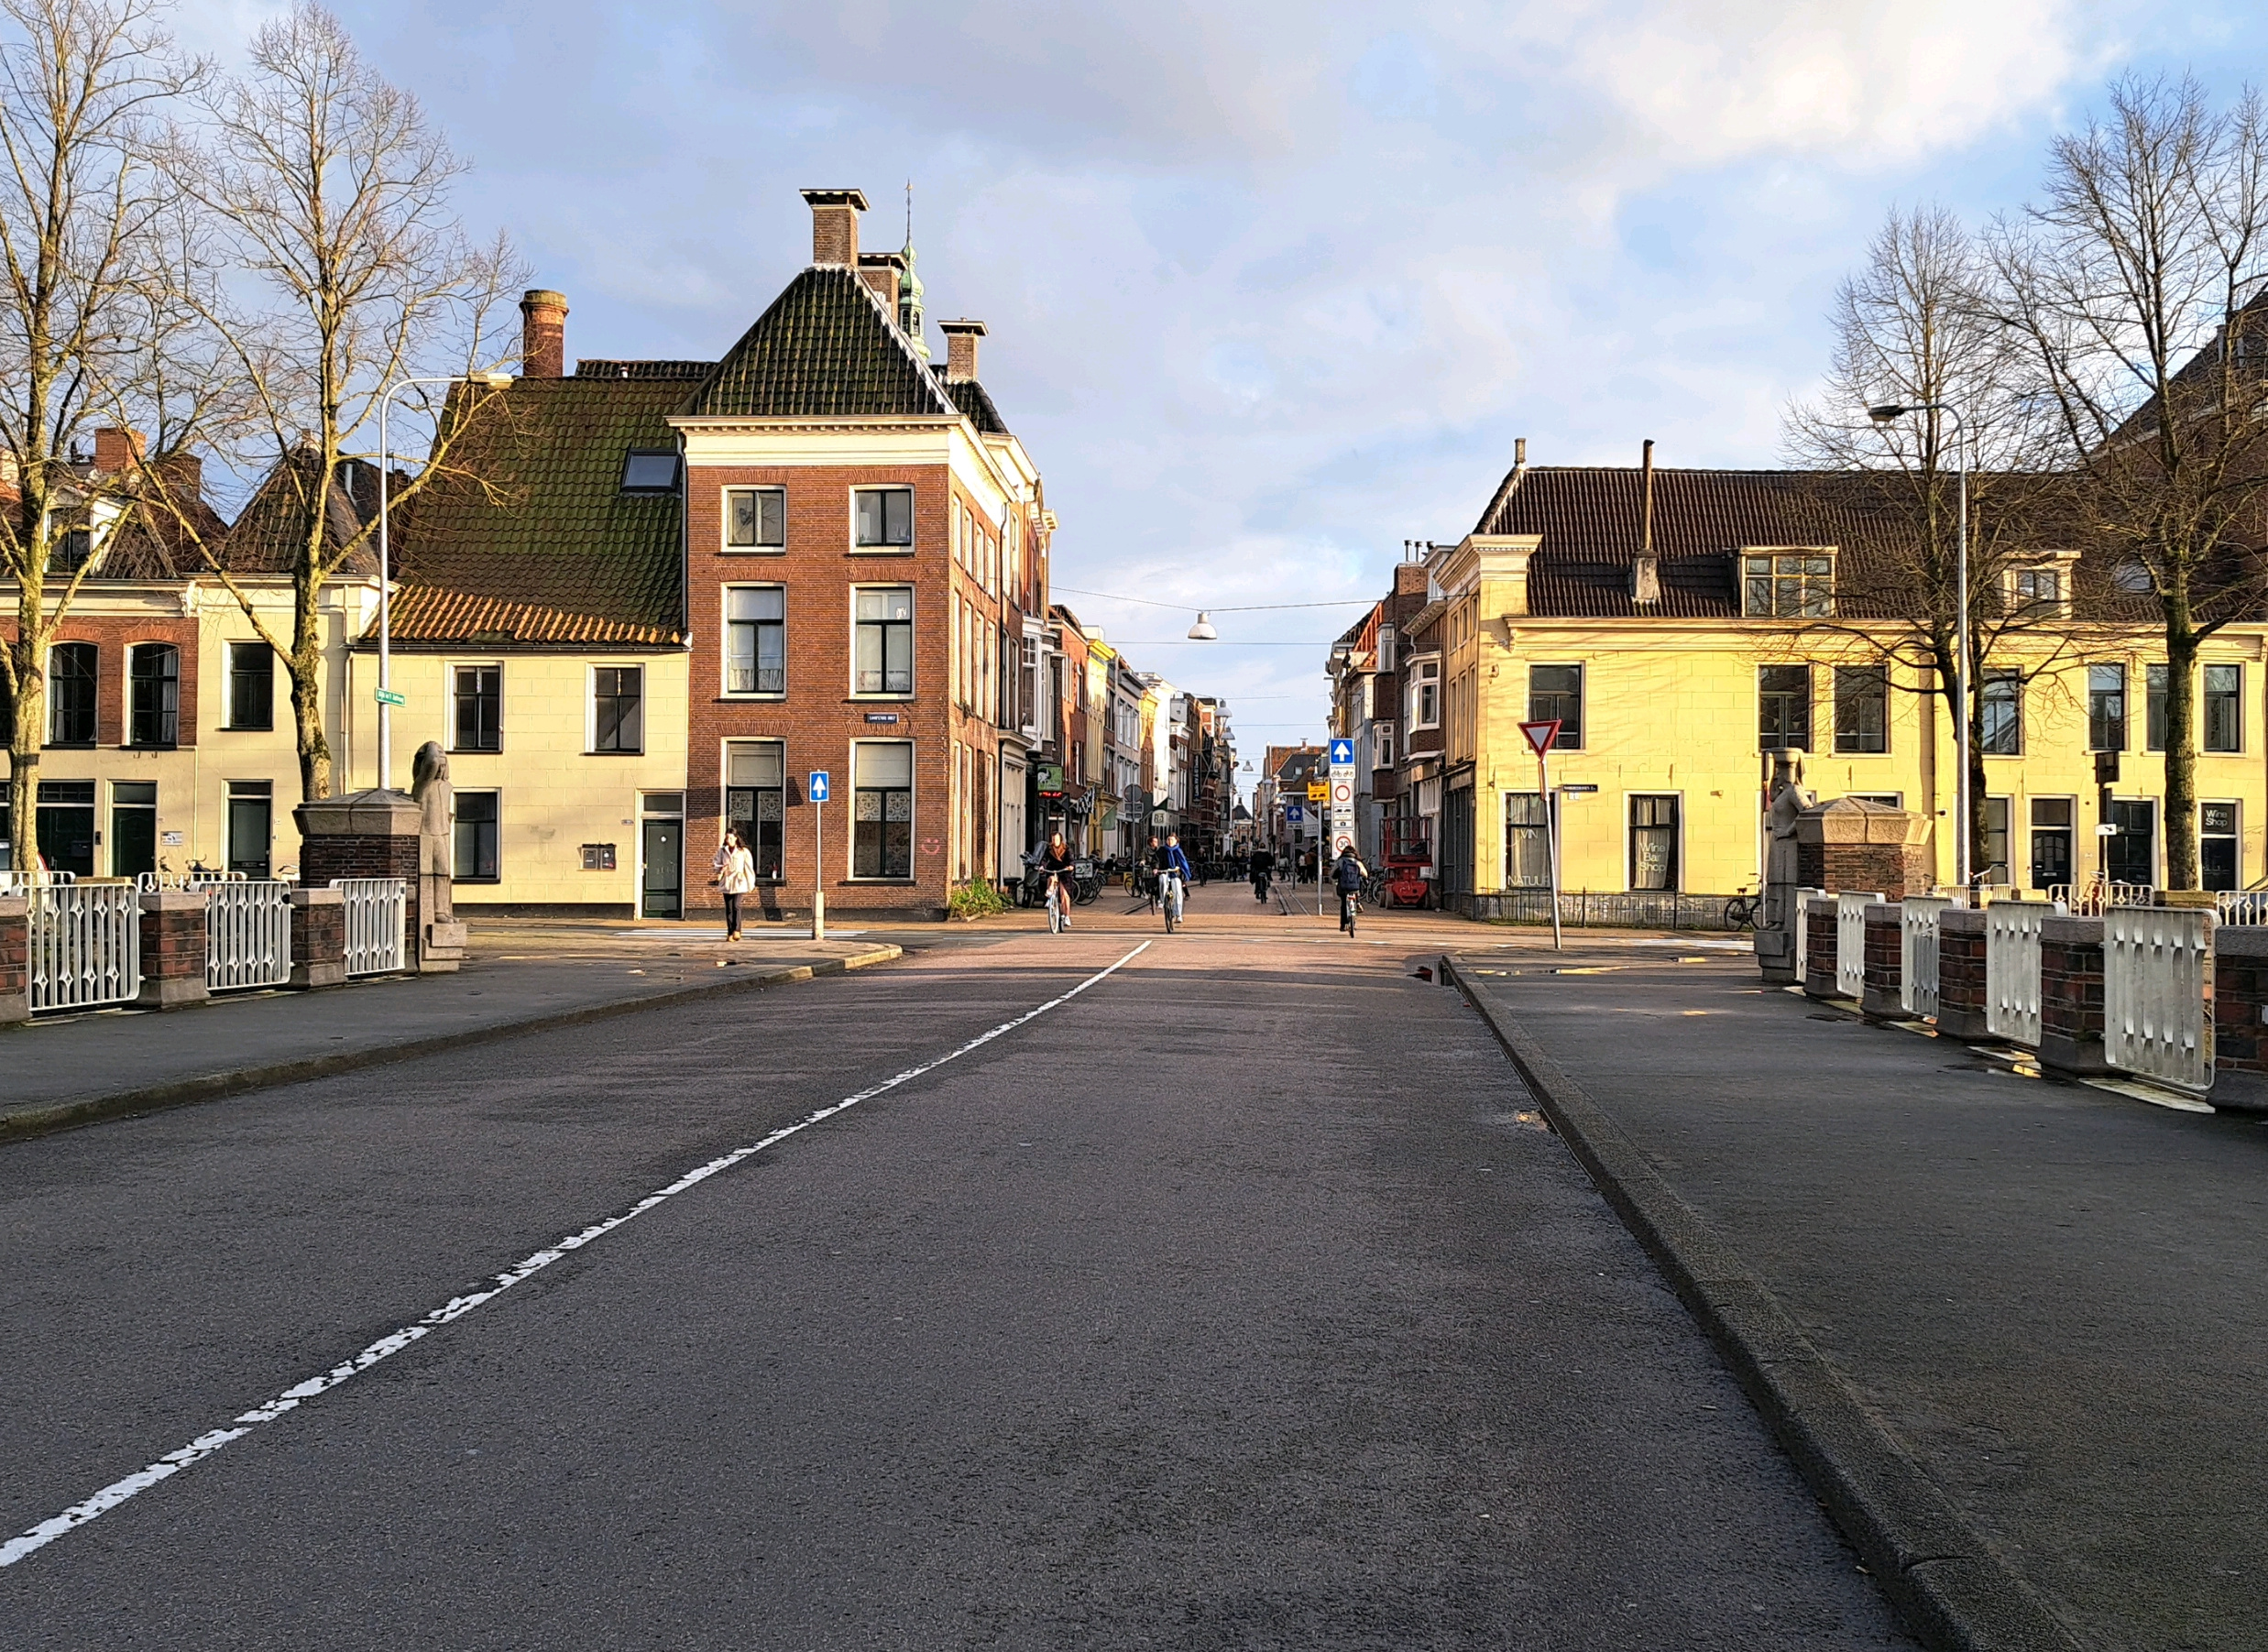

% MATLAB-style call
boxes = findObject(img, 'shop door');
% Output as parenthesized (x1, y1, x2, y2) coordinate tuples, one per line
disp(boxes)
(2107, 798, 2156, 886)
(1628, 794, 1681, 891)
(641, 800, 683, 919)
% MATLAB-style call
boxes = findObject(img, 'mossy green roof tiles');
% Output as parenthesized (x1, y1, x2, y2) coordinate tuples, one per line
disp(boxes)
(381, 377, 691, 648)
(682, 268, 957, 421)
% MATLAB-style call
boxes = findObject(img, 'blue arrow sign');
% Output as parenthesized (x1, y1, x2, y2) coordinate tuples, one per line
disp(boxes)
(1329, 738, 1354, 766)
(808, 771, 830, 803)
(1286, 803, 1304, 824)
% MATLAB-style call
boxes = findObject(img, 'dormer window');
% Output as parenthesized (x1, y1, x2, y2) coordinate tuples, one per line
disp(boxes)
(1741, 551, 1833, 618)
(2008, 558, 2075, 617)
(620, 450, 679, 492)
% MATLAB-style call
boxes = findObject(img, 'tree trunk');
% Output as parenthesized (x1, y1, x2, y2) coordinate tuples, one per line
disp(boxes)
(2163, 627, 2199, 890)
(290, 563, 332, 803)
(5, 659, 41, 876)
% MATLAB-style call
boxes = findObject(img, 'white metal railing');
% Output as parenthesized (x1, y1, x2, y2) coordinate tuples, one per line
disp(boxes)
(333, 878, 407, 976)
(1985, 903, 2044, 1045)
(2049, 880, 2157, 917)
(137, 870, 245, 892)
(2216, 890, 2268, 927)
(1, 869, 76, 894)
(1789, 886, 1824, 975)
(205, 880, 293, 991)
(27, 883, 140, 1012)
(2103, 906, 2215, 1091)
(1835, 892, 1880, 1000)
(1901, 895, 1955, 1019)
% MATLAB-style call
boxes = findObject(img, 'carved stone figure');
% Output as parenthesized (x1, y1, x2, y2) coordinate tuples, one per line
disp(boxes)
(411, 740, 455, 923)
(1755, 751, 1815, 981)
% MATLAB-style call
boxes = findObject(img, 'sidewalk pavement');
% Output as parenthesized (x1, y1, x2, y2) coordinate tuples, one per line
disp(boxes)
(1, 921, 900, 1143)
(1448, 945, 2268, 1652)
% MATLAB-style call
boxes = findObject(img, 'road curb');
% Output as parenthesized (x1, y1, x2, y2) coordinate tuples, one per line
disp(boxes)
(1441, 952, 2083, 1652)
(0, 945, 904, 1148)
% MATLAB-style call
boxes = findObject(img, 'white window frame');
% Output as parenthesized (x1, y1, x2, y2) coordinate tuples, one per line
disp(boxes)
(721, 584, 787, 699)
(1625, 791, 1684, 892)
(1407, 656, 1441, 731)
(851, 585, 915, 699)
(1374, 720, 1397, 768)
(2204, 662, 2243, 754)
(850, 485, 915, 552)
(1740, 549, 1835, 618)
(723, 738, 789, 882)
(848, 737, 916, 881)
(586, 662, 646, 755)
(721, 486, 786, 552)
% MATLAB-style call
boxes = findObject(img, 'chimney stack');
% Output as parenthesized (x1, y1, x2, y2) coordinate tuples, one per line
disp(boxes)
(1515, 436, 1527, 471)
(520, 289, 568, 378)
(802, 187, 870, 268)
(1631, 438, 1660, 605)
(939, 318, 987, 383)
(857, 252, 904, 314)
(93, 427, 144, 474)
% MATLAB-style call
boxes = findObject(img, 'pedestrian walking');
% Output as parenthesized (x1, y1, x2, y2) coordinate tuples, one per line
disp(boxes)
(713, 830, 757, 940)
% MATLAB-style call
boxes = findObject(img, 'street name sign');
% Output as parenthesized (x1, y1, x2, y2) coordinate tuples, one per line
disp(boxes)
(374, 687, 407, 707)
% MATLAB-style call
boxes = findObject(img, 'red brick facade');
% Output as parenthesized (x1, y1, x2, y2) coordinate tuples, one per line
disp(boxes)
(0, 614, 201, 748)
(684, 460, 1012, 919)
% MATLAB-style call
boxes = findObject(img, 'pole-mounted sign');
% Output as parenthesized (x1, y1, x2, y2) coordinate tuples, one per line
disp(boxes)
(1518, 720, 1563, 950)
(808, 770, 830, 942)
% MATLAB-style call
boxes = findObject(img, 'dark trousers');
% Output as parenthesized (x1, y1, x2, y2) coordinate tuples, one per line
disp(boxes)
(723, 892, 742, 935)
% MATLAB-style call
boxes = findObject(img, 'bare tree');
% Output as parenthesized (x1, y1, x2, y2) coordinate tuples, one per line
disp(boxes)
(154, 1, 520, 803)
(1989, 75, 2268, 889)
(0, 0, 200, 874)
(1785, 204, 2073, 881)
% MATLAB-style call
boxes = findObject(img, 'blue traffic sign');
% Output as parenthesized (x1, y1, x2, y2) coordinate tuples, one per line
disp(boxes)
(1329, 737, 1354, 766)
(808, 770, 831, 803)
(1286, 803, 1305, 824)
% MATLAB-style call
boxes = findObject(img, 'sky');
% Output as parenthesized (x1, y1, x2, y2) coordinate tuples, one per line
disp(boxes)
(183, 0, 2268, 764)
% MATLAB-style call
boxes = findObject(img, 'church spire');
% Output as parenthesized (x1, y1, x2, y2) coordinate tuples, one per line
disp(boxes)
(898, 180, 928, 359)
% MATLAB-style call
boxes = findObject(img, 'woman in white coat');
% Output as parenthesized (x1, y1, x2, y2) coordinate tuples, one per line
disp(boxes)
(715, 830, 758, 940)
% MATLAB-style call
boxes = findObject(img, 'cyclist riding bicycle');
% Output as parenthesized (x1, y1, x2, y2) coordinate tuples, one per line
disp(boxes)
(1038, 831, 1075, 930)
(1332, 846, 1369, 935)
(1155, 832, 1195, 928)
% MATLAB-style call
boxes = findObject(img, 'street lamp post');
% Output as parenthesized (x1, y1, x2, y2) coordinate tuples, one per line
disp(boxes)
(1869, 400, 1971, 888)
(375, 372, 511, 791)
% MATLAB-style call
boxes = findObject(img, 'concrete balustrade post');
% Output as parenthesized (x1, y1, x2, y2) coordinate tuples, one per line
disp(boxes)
(0, 893, 27, 1024)
(289, 888, 346, 990)
(135, 887, 212, 1012)
(1934, 907, 1990, 1039)
(2037, 914, 2109, 1078)
(1861, 903, 1903, 1020)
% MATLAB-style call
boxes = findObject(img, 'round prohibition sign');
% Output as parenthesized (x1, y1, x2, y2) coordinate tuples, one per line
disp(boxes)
(1331, 782, 1353, 805)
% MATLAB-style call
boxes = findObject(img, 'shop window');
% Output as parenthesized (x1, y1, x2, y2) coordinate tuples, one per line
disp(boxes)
(2201, 802, 2240, 892)
(1505, 792, 1551, 890)
(1629, 794, 1679, 891)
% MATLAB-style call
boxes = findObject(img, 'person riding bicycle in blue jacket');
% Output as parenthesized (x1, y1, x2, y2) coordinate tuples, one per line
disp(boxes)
(1155, 833, 1194, 885)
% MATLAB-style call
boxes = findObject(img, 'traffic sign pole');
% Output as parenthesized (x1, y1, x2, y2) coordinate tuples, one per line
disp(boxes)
(1519, 720, 1564, 951)
(808, 770, 831, 943)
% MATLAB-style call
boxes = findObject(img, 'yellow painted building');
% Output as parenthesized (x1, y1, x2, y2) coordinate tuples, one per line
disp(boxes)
(1389, 464, 2268, 910)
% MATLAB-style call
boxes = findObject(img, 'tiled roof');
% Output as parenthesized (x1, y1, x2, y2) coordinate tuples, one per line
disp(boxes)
(945, 376, 1009, 434)
(1471, 465, 2164, 622)
(683, 268, 958, 421)
(225, 450, 378, 578)
(575, 359, 714, 381)
(381, 376, 689, 648)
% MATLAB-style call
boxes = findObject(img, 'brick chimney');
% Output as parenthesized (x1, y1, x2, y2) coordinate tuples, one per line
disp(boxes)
(1631, 438, 1660, 605)
(939, 318, 986, 383)
(801, 188, 870, 268)
(520, 289, 568, 378)
(858, 251, 904, 314)
(93, 427, 144, 474)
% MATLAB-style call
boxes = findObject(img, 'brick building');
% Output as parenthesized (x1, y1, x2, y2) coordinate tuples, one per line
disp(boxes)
(673, 189, 1051, 920)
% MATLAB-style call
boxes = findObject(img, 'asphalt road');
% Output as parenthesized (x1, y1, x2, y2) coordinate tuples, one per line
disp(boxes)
(1, 890, 1911, 1649)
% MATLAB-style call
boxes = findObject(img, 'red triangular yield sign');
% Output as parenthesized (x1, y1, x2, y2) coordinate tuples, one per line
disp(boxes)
(1519, 719, 1561, 757)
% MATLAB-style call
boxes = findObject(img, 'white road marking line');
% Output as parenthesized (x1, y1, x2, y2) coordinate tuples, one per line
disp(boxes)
(0, 939, 1152, 1570)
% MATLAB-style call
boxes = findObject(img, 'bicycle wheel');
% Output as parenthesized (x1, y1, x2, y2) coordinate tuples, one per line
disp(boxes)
(1047, 891, 1062, 933)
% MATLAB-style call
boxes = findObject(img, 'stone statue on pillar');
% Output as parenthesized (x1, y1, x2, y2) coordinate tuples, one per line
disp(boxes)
(411, 739, 466, 970)
(1756, 751, 1814, 983)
